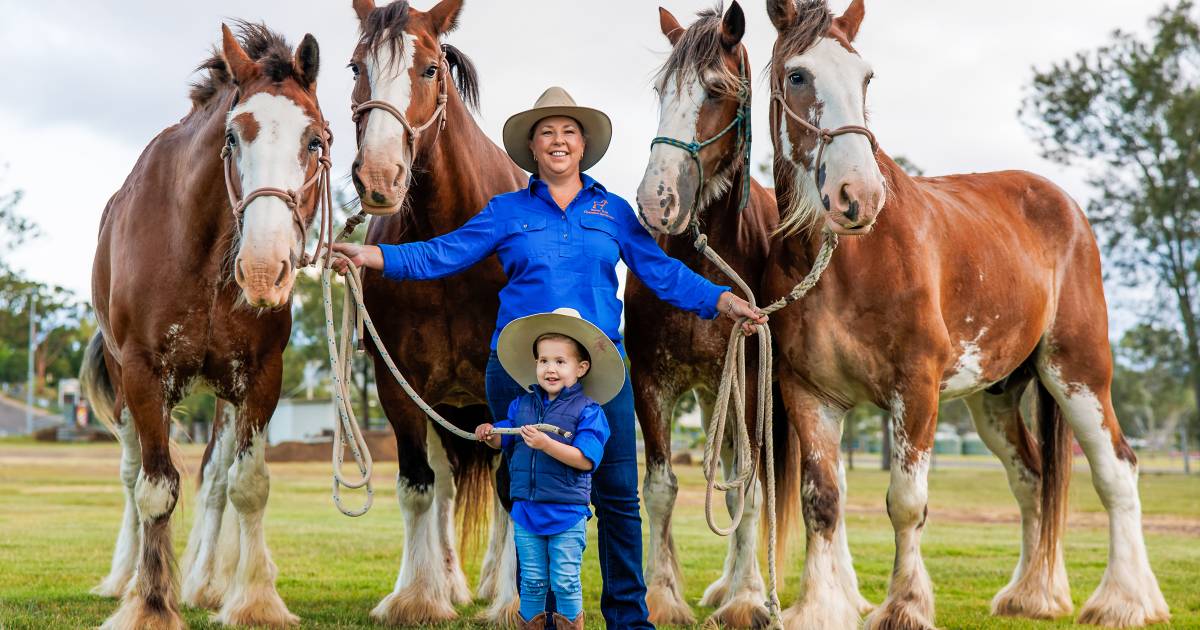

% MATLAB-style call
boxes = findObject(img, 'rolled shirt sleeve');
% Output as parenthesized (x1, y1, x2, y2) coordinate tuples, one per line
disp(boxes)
(380, 201, 501, 281)
(613, 198, 729, 319)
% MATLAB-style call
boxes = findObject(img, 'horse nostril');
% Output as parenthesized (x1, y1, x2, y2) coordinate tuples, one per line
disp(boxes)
(845, 199, 861, 223)
(371, 191, 388, 205)
(274, 260, 290, 288)
(235, 259, 247, 285)
(351, 169, 366, 195)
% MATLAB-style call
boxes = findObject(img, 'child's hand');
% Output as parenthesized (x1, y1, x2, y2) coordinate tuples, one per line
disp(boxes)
(475, 423, 499, 448)
(519, 424, 551, 450)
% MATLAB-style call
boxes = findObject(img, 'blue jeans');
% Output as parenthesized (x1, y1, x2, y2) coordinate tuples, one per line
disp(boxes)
(486, 350, 653, 628)
(514, 518, 587, 621)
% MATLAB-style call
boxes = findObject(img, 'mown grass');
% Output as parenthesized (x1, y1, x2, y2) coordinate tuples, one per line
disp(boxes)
(0, 442, 1197, 629)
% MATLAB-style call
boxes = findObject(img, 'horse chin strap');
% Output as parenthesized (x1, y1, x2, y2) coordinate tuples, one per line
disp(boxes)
(350, 48, 450, 161)
(221, 110, 333, 269)
(650, 48, 754, 227)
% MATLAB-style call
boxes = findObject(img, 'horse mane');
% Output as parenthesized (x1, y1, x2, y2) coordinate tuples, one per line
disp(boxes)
(358, 0, 412, 68)
(655, 4, 743, 99)
(443, 43, 480, 112)
(773, 0, 833, 62)
(189, 21, 299, 107)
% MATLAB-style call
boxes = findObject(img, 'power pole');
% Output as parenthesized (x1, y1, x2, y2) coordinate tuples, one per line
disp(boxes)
(26, 292, 36, 435)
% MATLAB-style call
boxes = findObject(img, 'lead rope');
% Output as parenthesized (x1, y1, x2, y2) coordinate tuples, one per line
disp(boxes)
(692, 224, 839, 629)
(319, 214, 572, 516)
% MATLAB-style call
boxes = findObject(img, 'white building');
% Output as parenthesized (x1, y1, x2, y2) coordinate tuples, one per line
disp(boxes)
(267, 398, 337, 445)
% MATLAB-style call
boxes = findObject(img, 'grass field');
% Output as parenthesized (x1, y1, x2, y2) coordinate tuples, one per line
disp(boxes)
(1, 440, 1197, 629)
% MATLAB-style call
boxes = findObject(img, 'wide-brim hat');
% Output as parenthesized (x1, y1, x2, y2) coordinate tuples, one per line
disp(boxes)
(502, 86, 612, 174)
(497, 308, 624, 405)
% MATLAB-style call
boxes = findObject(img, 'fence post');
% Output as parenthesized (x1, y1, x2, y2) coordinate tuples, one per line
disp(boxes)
(1183, 424, 1191, 475)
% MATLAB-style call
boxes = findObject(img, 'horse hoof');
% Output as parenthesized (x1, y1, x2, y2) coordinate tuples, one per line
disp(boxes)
(215, 584, 299, 627)
(100, 594, 184, 630)
(371, 586, 457, 625)
(646, 582, 695, 626)
(709, 590, 770, 628)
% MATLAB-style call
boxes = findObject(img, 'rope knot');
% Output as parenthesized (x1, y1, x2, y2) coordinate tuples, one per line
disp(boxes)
(693, 233, 708, 253)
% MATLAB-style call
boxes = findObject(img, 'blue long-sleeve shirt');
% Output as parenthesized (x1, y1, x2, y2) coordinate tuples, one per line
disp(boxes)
(493, 392, 610, 535)
(379, 174, 729, 353)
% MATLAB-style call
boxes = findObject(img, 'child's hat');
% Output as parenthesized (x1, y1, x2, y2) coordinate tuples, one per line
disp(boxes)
(497, 308, 624, 404)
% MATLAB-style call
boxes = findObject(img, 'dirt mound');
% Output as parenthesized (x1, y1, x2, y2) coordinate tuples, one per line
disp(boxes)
(266, 429, 397, 463)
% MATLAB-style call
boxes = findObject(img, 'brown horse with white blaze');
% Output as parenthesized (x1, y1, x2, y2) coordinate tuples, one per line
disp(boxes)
(347, 0, 527, 624)
(628, 3, 783, 627)
(641, 0, 1172, 628)
(82, 23, 330, 629)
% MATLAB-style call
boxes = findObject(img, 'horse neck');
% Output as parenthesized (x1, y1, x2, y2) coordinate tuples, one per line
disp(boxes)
(700, 164, 751, 248)
(404, 88, 523, 238)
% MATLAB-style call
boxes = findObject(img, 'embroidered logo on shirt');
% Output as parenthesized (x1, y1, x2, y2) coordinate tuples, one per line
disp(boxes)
(584, 199, 613, 220)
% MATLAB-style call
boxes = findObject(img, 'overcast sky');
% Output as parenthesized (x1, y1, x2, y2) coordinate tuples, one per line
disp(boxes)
(0, 0, 1165, 330)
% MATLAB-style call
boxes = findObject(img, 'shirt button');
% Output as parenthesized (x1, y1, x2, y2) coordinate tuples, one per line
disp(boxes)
(562, 234, 568, 239)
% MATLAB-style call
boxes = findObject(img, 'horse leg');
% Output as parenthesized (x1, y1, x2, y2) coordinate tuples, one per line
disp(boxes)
(779, 377, 867, 629)
(214, 365, 297, 628)
(92, 404, 141, 599)
(101, 357, 183, 630)
(371, 407, 458, 625)
(701, 388, 771, 629)
(182, 401, 236, 609)
(427, 427, 473, 606)
(639, 376, 695, 626)
(478, 505, 522, 626)
(964, 390, 1072, 619)
(863, 387, 939, 630)
(1037, 335, 1169, 627)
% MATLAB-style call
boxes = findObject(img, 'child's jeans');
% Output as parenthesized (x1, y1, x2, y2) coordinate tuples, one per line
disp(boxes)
(514, 517, 587, 621)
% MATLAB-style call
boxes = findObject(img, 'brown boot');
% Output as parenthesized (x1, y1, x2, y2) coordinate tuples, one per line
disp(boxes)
(552, 612, 584, 630)
(520, 612, 547, 630)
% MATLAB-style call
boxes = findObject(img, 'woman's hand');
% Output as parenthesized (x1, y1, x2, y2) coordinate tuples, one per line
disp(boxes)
(519, 424, 551, 450)
(719, 291, 767, 336)
(329, 243, 384, 274)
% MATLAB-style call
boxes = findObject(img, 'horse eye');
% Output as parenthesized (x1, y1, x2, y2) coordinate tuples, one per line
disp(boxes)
(348, 62, 360, 78)
(788, 72, 806, 86)
(307, 137, 321, 152)
(225, 132, 237, 147)
(423, 65, 437, 78)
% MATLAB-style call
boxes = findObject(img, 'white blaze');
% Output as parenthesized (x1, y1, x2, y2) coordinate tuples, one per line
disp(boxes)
(362, 32, 419, 163)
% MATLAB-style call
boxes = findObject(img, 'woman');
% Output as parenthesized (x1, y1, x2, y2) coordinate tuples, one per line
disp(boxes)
(332, 86, 764, 628)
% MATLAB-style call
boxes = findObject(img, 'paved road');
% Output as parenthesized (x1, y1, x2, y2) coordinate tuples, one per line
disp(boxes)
(0, 394, 60, 436)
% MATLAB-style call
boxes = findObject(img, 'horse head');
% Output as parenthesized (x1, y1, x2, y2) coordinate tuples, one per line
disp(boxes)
(221, 23, 328, 308)
(768, 0, 885, 236)
(637, 2, 751, 235)
(349, 0, 467, 214)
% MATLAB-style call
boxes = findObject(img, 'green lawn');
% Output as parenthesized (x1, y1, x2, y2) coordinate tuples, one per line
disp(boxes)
(1, 441, 1197, 629)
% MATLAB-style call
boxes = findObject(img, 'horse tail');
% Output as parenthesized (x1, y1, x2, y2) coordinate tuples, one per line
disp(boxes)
(1034, 378, 1072, 577)
(80, 331, 118, 436)
(769, 380, 803, 561)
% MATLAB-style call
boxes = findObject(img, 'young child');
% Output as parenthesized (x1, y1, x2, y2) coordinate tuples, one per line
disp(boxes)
(475, 308, 625, 630)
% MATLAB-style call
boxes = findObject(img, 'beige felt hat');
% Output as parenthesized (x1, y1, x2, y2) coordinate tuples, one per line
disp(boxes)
(497, 308, 625, 405)
(502, 86, 612, 174)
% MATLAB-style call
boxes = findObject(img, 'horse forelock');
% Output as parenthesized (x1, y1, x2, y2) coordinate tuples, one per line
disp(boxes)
(770, 1, 833, 79)
(357, 0, 412, 67)
(190, 21, 308, 108)
(655, 5, 743, 100)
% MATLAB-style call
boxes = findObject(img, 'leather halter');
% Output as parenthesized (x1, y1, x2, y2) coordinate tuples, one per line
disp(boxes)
(350, 48, 450, 156)
(649, 49, 754, 220)
(221, 93, 333, 268)
(771, 82, 878, 193)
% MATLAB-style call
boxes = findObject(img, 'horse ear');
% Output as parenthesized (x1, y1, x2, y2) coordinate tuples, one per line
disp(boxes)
(833, 0, 865, 42)
(720, 1, 746, 49)
(659, 7, 684, 46)
(352, 0, 376, 23)
(293, 34, 320, 87)
(428, 0, 464, 35)
(766, 0, 797, 34)
(221, 24, 258, 85)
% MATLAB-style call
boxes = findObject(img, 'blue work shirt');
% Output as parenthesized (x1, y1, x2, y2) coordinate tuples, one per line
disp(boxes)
(379, 174, 729, 353)
(493, 390, 610, 535)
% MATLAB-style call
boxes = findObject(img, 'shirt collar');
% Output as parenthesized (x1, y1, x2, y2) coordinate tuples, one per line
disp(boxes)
(526, 173, 607, 199)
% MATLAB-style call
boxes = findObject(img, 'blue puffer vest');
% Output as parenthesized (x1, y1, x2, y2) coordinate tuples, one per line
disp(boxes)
(508, 383, 595, 505)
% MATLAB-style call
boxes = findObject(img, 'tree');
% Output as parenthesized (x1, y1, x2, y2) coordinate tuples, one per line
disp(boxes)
(1022, 1, 1200, 444)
